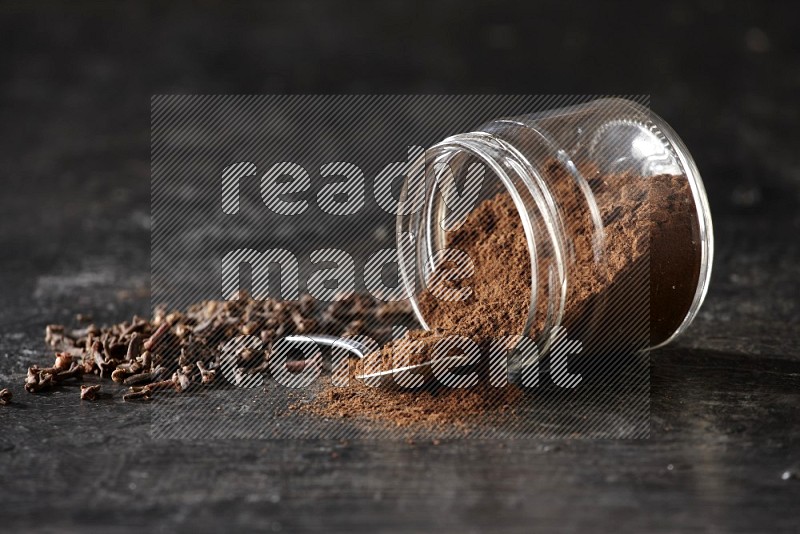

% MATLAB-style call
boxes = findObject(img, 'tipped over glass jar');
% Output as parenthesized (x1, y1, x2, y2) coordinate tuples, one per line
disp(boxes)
(396, 97, 713, 366)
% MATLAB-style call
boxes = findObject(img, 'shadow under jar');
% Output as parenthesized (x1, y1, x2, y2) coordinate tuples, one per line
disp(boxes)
(397, 97, 713, 372)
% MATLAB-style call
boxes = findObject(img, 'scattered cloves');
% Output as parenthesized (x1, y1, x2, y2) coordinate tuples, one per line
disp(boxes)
(27, 292, 415, 403)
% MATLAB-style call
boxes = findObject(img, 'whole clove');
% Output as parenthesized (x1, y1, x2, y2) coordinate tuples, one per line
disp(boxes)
(143, 323, 169, 351)
(55, 363, 85, 382)
(123, 370, 160, 386)
(196, 361, 216, 384)
(80, 384, 101, 401)
(122, 389, 152, 402)
(123, 377, 179, 402)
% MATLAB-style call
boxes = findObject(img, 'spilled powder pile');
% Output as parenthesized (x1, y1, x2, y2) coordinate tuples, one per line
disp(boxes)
(300, 165, 700, 428)
(303, 375, 523, 429)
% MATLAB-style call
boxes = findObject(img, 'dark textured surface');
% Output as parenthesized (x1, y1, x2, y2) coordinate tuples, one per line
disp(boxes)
(1, 1, 799, 532)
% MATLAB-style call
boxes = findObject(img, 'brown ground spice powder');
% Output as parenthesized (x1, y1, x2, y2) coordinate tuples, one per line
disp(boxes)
(301, 164, 700, 427)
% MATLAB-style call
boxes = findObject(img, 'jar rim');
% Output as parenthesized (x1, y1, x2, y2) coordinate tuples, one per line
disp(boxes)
(645, 109, 715, 347)
(582, 97, 714, 346)
(396, 132, 566, 354)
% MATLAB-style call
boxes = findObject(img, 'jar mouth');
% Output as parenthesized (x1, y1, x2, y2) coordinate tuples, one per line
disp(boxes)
(646, 110, 714, 348)
(397, 132, 565, 354)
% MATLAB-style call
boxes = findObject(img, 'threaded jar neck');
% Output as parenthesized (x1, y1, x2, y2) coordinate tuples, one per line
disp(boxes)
(397, 131, 566, 355)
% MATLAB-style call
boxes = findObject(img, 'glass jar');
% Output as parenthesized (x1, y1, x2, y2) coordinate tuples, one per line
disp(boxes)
(396, 97, 713, 365)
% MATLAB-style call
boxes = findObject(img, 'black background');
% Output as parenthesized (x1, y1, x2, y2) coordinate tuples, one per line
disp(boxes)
(1, 1, 798, 532)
